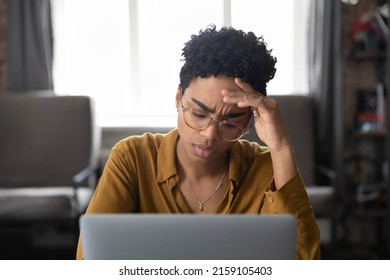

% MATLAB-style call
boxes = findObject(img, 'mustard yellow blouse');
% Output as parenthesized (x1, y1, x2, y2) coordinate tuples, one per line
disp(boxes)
(77, 129, 320, 260)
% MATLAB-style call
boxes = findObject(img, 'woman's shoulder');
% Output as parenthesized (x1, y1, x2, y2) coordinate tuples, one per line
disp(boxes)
(112, 129, 177, 155)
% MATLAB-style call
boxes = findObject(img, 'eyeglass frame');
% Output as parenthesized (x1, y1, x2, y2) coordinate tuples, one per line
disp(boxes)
(179, 94, 251, 141)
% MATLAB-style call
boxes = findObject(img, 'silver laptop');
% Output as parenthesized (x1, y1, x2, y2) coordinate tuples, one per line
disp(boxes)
(79, 214, 297, 260)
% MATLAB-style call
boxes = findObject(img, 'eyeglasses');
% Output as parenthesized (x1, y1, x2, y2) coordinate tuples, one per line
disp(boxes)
(180, 102, 250, 141)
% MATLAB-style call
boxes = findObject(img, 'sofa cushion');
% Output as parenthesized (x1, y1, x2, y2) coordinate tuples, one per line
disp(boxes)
(0, 187, 94, 221)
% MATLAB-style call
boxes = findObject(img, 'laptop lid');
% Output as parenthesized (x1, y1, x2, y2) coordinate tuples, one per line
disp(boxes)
(79, 214, 297, 260)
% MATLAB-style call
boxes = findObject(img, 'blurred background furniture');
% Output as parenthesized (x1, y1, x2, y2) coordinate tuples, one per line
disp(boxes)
(0, 93, 101, 259)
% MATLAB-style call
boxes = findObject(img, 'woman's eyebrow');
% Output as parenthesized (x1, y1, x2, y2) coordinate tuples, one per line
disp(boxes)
(191, 98, 215, 113)
(191, 97, 246, 119)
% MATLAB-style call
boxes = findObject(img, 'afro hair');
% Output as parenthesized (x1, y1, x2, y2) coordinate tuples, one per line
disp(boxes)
(179, 24, 277, 96)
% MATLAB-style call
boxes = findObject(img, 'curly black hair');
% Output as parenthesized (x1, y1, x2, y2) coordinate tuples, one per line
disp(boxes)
(179, 24, 277, 96)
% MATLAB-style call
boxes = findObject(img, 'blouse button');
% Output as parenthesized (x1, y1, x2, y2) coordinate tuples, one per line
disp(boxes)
(268, 196, 274, 203)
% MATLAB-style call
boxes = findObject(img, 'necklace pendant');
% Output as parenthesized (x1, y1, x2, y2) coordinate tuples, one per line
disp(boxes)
(199, 204, 204, 211)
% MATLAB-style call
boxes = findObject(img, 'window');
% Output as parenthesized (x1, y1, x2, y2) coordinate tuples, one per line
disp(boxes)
(51, 0, 309, 127)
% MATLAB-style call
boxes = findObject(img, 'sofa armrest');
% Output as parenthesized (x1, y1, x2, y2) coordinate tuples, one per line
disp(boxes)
(72, 164, 100, 189)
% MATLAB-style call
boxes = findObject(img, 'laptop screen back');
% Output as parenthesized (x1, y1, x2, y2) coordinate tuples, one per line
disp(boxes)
(79, 214, 297, 260)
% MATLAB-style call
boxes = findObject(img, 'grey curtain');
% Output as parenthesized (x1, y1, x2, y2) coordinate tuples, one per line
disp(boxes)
(308, 0, 345, 204)
(7, 0, 53, 90)
(308, 0, 343, 171)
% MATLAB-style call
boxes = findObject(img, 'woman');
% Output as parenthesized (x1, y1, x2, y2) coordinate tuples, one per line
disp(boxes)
(76, 25, 320, 259)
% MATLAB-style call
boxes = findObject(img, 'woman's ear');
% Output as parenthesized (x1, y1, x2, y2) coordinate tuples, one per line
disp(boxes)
(175, 84, 182, 110)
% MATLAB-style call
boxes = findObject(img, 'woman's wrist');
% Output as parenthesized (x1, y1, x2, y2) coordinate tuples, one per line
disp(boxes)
(270, 143, 298, 190)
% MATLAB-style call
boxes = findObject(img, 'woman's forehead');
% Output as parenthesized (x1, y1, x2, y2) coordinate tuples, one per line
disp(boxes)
(183, 78, 249, 117)
(186, 75, 240, 94)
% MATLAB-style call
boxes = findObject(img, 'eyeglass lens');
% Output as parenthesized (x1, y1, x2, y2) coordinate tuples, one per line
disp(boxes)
(183, 108, 245, 141)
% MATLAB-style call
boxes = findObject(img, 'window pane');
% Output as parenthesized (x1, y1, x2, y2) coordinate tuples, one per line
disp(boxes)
(135, 0, 224, 124)
(52, 0, 308, 127)
(52, 0, 132, 125)
(231, 0, 308, 95)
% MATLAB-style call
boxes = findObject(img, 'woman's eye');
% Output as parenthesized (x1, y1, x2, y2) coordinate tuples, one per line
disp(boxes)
(222, 123, 237, 129)
(192, 111, 207, 119)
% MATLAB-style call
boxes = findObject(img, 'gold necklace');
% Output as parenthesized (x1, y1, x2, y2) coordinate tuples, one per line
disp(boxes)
(185, 167, 228, 211)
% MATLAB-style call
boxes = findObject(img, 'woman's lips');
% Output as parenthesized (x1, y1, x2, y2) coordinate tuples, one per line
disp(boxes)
(193, 144, 214, 158)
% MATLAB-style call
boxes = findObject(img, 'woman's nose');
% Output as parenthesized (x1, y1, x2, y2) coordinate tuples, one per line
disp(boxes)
(200, 121, 220, 141)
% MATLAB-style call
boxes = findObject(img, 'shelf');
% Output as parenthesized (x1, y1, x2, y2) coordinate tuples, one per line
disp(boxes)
(342, 0, 390, 257)
(353, 207, 387, 218)
(352, 51, 386, 60)
(353, 131, 387, 138)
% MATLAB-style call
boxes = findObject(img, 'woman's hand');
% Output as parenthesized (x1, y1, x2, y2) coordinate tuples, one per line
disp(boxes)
(222, 78, 298, 190)
(221, 78, 291, 153)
